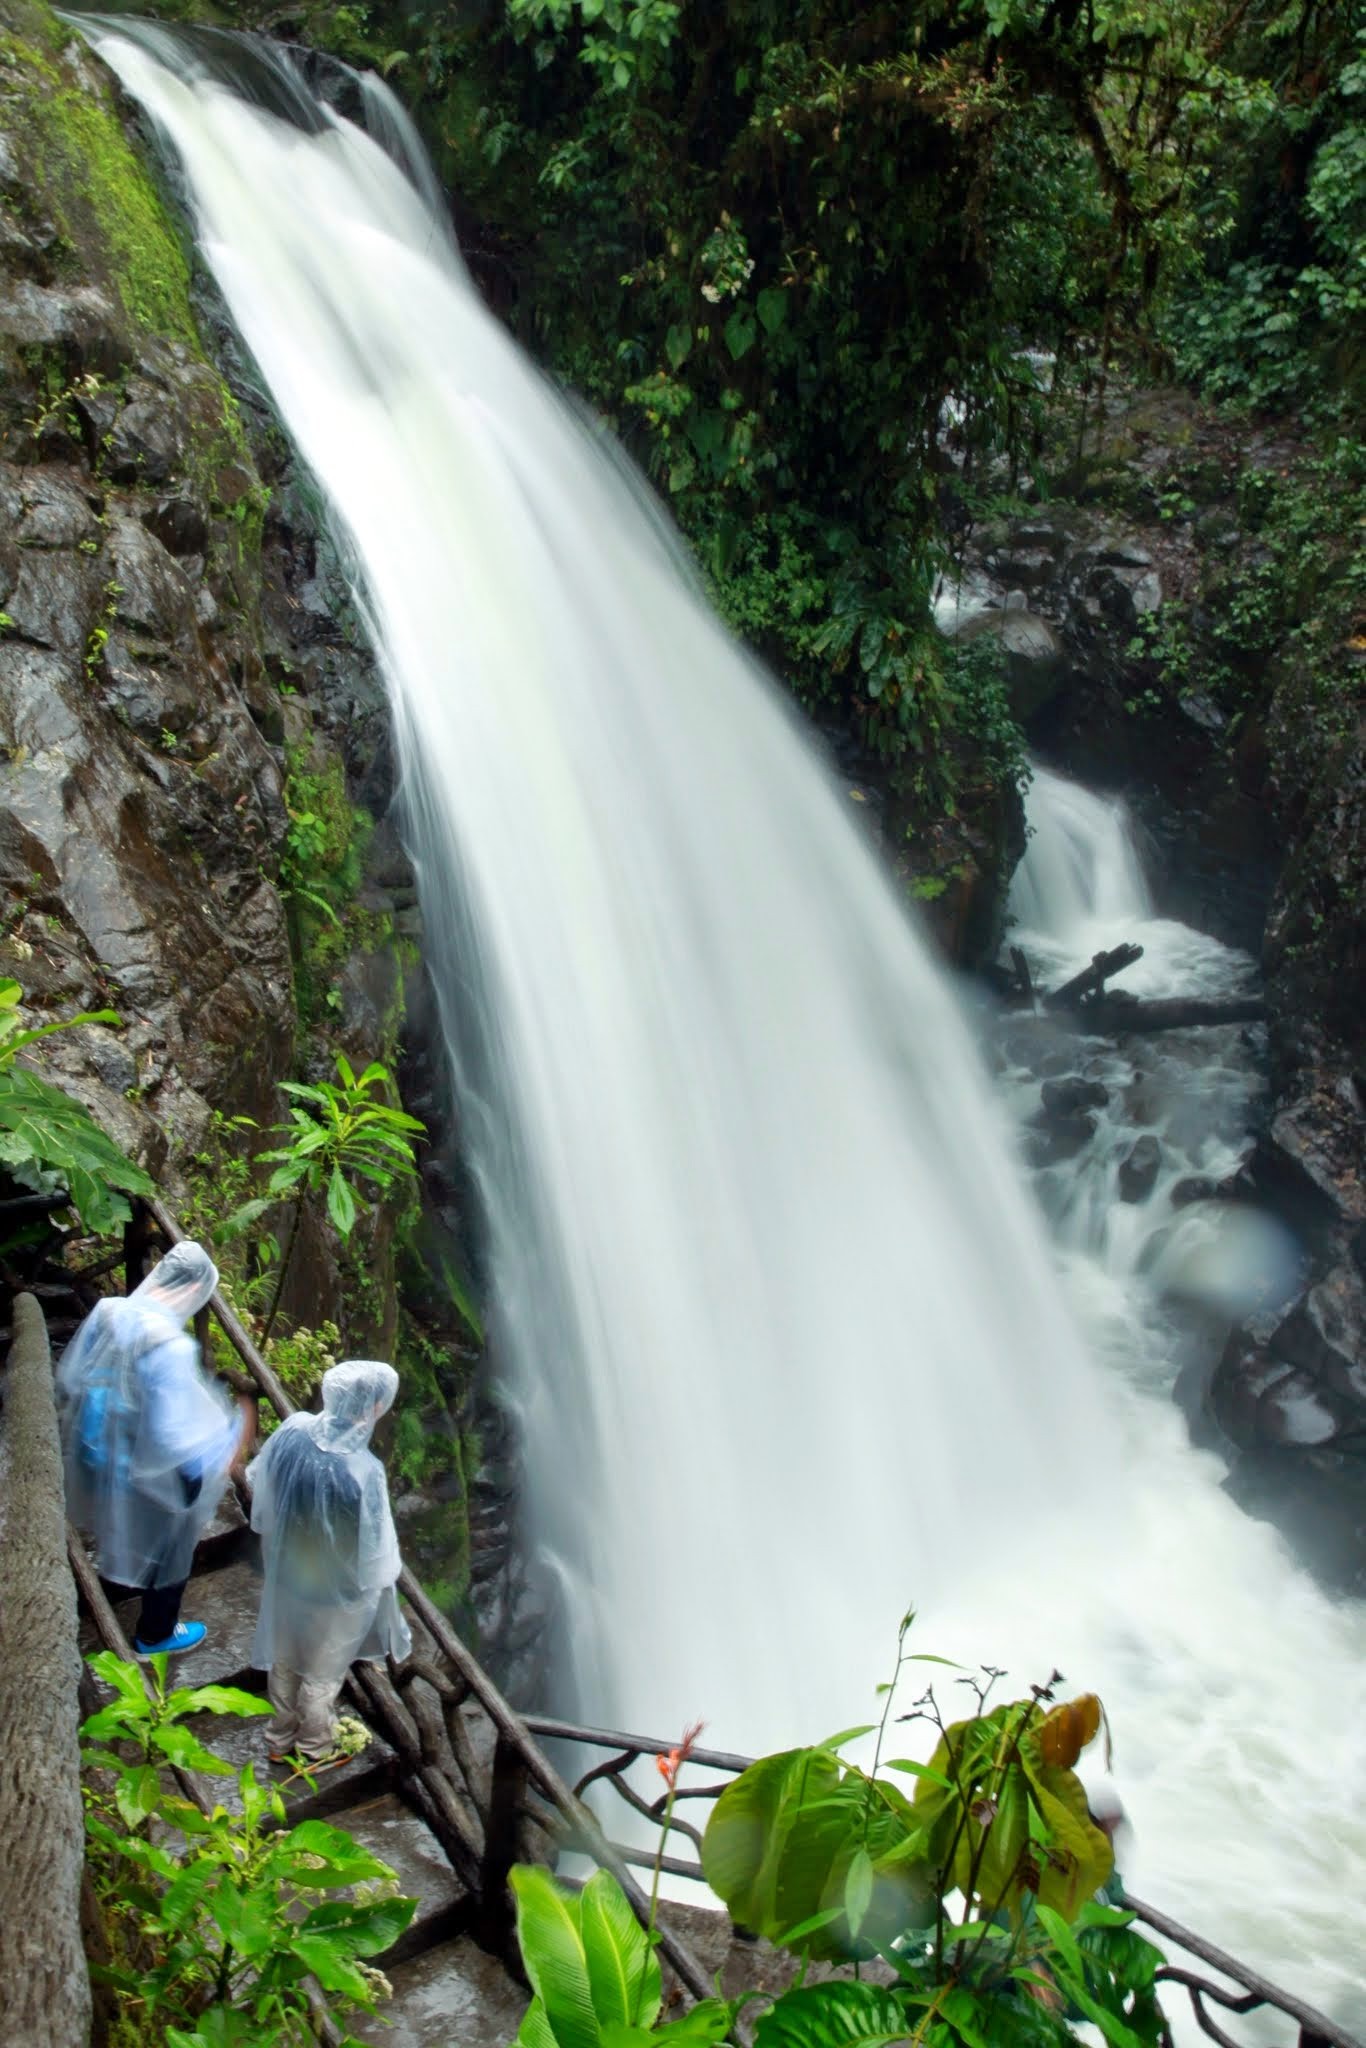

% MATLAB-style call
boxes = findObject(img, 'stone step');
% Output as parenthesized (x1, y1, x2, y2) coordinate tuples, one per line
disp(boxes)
(179, 1692, 398, 1823)
(331, 1790, 470, 1966)
(82, 1556, 264, 1683)
(353, 1936, 528, 2047)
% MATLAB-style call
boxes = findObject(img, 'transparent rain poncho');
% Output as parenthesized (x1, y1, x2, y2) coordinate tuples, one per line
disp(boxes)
(246, 1360, 412, 1685)
(57, 1242, 239, 1588)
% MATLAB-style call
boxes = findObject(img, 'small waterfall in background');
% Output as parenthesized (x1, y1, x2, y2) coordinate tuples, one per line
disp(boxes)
(83, 23, 1365, 2023)
(1009, 765, 1153, 941)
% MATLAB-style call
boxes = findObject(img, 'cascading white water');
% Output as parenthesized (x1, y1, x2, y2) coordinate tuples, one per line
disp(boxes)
(1011, 766, 1153, 941)
(83, 26, 1366, 2023)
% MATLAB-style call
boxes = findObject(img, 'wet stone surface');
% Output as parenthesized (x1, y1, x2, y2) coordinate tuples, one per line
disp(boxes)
(338, 1790, 468, 1957)
(354, 1937, 528, 2048)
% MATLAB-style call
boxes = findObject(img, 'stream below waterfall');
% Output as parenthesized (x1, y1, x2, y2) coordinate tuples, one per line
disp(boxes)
(82, 22, 1366, 2029)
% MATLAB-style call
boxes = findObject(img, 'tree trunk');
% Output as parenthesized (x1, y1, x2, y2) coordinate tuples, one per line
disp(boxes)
(0, 1293, 92, 2048)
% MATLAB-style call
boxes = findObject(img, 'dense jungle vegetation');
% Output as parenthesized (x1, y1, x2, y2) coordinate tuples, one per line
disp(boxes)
(156, 0, 1362, 795)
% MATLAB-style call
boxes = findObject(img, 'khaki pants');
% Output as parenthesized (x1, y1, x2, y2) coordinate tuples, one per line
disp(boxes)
(267, 1665, 343, 1758)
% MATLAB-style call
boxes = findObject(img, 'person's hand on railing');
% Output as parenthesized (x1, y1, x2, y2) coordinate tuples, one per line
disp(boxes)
(229, 1393, 258, 1482)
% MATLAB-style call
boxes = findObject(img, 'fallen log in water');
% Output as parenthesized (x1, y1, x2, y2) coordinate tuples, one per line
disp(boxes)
(1067, 992, 1267, 1034)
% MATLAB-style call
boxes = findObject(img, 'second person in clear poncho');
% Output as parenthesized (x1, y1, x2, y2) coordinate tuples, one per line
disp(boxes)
(246, 1359, 411, 1761)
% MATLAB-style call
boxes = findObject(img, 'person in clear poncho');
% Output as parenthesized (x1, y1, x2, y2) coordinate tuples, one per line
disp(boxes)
(246, 1360, 411, 1761)
(57, 1241, 251, 1655)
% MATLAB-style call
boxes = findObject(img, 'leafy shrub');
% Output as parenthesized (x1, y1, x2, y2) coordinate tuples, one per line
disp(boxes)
(0, 976, 153, 1235)
(81, 1651, 415, 2043)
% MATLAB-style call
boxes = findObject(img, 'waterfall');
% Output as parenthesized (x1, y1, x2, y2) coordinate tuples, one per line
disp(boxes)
(84, 24, 1366, 2024)
(1011, 765, 1152, 940)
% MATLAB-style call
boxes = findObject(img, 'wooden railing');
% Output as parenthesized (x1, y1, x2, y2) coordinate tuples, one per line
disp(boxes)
(114, 1197, 1365, 2048)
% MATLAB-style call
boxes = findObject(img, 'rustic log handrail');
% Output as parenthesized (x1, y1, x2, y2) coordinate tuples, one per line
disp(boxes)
(0, 1293, 92, 2048)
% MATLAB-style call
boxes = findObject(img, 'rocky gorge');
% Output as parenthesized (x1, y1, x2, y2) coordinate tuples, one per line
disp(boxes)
(938, 382, 1366, 1590)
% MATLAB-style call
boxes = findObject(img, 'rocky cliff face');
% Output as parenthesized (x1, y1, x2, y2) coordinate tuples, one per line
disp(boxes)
(0, 2, 298, 1178)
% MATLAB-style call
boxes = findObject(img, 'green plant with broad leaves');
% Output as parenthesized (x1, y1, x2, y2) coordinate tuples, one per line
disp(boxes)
(509, 1616, 1165, 2048)
(81, 1650, 414, 2046)
(236, 1051, 425, 1342)
(0, 976, 153, 1234)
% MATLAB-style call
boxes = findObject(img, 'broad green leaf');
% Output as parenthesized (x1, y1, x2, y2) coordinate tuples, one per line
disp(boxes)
(327, 1165, 358, 1236)
(756, 287, 787, 333)
(844, 1848, 874, 1938)
(301, 1893, 419, 1955)
(652, 2000, 745, 2046)
(510, 1865, 598, 2048)
(724, 309, 757, 359)
(517, 1996, 562, 2048)
(151, 1723, 235, 1775)
(819, 1725, 876, 1751)
(702, 1748, 931, 1962)
(290, 1933, 374, 2003)
(581, 1868, 661, 2030)
(115, 1763, 162, 1828)
(665, 322, 692, 369)
(205, 1877, 276, 1957)
(285, 1817, 397, 1886)
(753, 1982, 912, 2048)
(882, 1759, 952, 1788)
(169, 1683, 273, 1719)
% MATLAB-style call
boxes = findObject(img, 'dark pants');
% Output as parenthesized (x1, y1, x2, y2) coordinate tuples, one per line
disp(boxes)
(104, 1470, 201, 1648)
(102, 1575, 188, 1647)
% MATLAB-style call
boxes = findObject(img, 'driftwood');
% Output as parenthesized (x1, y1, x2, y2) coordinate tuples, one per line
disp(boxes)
(1043, 942, 1145, 1010)
(0, 1295, 92, 2048)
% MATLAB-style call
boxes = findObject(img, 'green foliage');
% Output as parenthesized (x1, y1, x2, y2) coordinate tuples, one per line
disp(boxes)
(81, 1652, 413, 2043)
(258, 1051, 425, 1238)
(251, 1050, 425, 1340)
(266, 1317, 342, 1407)
(511, 1865, 741, 2048)
(513, 1618, 1165, 2048)
(0, 977, 154, 1234)
(0, 17, 199, 345)
(279, 755, 366, 934)
(1167, 12, 1364, 414)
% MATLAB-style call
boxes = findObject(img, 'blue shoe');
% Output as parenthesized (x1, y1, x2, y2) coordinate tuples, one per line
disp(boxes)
(133, 1620, 207, 1657)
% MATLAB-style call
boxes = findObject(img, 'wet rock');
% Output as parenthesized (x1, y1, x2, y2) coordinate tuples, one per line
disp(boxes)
(142, 494, 210, 558)
(105, 376, 187, 484)
(1026, 1112, 1097, 1166)
(107, 516, 196, 641)
(1040, 1076, 1109, 1117)
(2, 548, 103, 653)
(1171, 1174, 1220, 1208)
(1118, 1134, 1161, 1202)
(999, 597, 1066, 720)
(1209, 1336, 1351, 1450)
(0, 277, 122, 368)
(1274, 1263, 1366, 1408)
(12, 469, 99, 549)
